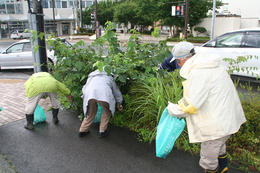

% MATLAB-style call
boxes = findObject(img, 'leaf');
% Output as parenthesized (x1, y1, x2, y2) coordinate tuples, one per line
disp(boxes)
(115, 55, 120, 63)
(128, 42, 135, 52)
(39, 32, 45, 40)
(97, 62, 105, 72)
(64, 101, 70, 109)
(104, 66, 112, 76)
(75, 61, 84, 71)
(33, 45, 39, 53)
(119, 74, 128, 83)
(80, 75, 86, 82)
(105, 56, 112, 64)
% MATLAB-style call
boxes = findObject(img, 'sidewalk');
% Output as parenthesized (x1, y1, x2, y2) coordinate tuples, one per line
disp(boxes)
(0, 109, 246, 173)
(0, 36, 245, 173)
(0, 79, 51, 126)
(0, 80, 246, 173)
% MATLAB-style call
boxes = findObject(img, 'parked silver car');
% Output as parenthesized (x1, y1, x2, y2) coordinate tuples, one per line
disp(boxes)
(10, 30, 31, 39)
(195, 27, 260, 78)
(0, 38, 72, 70)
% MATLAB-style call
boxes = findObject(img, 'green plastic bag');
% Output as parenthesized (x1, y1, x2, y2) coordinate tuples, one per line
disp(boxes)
(156, 107, 186, 159)
(92, 103, 103, 124)
(33, 105, 46, 124)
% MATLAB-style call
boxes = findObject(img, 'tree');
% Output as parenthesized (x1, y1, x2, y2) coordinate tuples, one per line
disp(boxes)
(114, 1, 139, 32)
(82, 7, 92, 26)
(96, 0, 115, 27)
(134, 0, 158, 32)
(155, 0, 223, 36)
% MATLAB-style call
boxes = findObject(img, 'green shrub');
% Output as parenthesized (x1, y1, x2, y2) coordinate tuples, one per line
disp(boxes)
(194, 27, 207, 36)
(143, 30, 152, 35)
(71, 33, 95, 36)
(79, 27, 87, 33)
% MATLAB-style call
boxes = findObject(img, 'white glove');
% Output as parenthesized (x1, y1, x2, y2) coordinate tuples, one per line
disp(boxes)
(167, 101, 188, 117)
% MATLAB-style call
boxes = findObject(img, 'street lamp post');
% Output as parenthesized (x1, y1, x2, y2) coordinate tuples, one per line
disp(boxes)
(210, 0, 216, 40)
(52, 0, 56, 36)
(184, 0, 189, 39)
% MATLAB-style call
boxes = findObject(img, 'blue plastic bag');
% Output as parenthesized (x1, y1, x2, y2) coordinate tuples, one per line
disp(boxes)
(92, 103, 103, 124)
(156, 107, 186, 159)
(33, 105, 47, 124)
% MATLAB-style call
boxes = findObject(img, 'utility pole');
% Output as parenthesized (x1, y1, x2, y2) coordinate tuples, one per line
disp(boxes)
(184, 0, 189, 39)
(80, 0, 83, 28)
(210, 0, 216, 40)
(75, 0, 78, 34)
(95, 0, 101, 39)
(52, 0, 56, 37)
(28, 0, 48, 73)
(36, 0, 48, 72)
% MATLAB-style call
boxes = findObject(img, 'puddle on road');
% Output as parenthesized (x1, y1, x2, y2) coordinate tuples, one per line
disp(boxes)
(0, 79, 26, 84)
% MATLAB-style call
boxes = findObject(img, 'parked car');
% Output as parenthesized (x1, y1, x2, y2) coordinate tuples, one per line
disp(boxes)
(0, 38, 72, 70)
(195, 28, 260, 78)
(10, 30, 31, 39)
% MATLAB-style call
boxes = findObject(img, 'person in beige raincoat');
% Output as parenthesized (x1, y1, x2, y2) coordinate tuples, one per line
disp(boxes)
(167, 42, 246, 173)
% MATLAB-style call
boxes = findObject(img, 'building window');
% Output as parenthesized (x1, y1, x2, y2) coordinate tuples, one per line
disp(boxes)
(68, 1, 73, 8)
(42, 0, 48, 8)
(56, 1, 61, 8)
(0, 0, 6, 14)
(49, 0, 55, 8)
(62, 1, 67, 8)
(86, 1, 92, 8)
(81, 1, 85, 8)
(6, 3, 14, 14)
(15, 3, 22, 14)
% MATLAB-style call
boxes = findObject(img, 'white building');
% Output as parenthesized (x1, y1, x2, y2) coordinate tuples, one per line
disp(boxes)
(0, 0, 100, 38)
(194, 0, 260, 38)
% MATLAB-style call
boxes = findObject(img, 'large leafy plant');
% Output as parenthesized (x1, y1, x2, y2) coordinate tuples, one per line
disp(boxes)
(46, 21, 171, 118)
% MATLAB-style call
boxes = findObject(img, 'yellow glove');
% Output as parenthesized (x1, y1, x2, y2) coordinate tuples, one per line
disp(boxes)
(178, 96, 199, 115)
(167, 102, 188, 118)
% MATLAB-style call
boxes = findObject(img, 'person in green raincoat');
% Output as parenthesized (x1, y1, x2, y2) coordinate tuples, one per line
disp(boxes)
(24, 72, 71, 130)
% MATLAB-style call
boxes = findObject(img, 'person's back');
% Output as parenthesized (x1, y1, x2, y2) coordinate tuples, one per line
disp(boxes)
(24, 72, 70, 130)
(161, 54, 180, 72)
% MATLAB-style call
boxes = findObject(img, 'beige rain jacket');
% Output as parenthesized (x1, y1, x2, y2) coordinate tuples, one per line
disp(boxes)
(167, 52, 246, 143)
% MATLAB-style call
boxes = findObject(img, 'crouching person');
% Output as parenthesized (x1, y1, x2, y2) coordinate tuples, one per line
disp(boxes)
(78, 69, 123, 138)
(24, 72, 71, 130)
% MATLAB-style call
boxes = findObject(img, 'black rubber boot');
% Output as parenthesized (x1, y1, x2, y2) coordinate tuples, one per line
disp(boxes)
(205, 167, 219, 173)
(218, 154, 229, 173)
(24, 114, 34, 130)
(52, 108, 59, 124)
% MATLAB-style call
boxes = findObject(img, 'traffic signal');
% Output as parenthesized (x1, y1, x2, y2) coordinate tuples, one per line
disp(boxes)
(181, 5, 185, 15)
(172, 5, 185, 16)
(176, 6, 180, 16)
(91, 12, 94, 20)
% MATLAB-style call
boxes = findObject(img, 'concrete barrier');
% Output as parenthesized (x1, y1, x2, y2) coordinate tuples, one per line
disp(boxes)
(69, 35, 89, 40)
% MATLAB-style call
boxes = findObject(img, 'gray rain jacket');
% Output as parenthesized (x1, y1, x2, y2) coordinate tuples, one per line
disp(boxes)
(82, 69, 123, 117)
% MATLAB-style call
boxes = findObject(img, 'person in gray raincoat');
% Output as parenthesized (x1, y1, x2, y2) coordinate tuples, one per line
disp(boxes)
(78, 69, 123, 138)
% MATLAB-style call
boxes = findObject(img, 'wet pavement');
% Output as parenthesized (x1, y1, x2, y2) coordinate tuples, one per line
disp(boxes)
(0, 72, 246, 173)
(0, 78, 51, 126)
(0, 109, 246, 173)
(0, 38, 250, 173)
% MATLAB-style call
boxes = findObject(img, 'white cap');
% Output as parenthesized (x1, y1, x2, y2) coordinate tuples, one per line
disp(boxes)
(170, 42, 194, 63)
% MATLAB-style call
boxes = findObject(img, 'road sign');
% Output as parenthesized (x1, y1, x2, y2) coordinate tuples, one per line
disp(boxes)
(172, 6, 176, 16)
